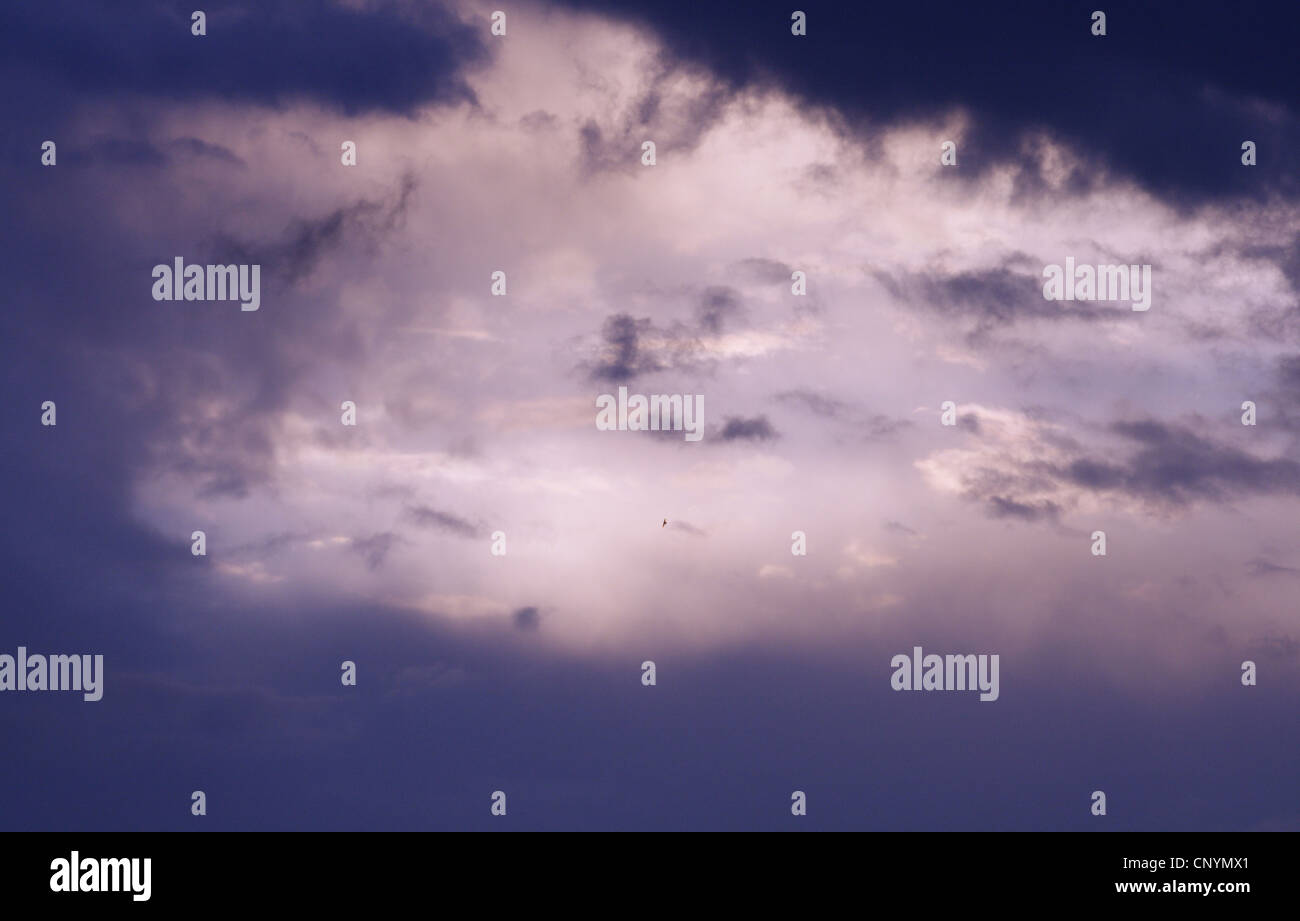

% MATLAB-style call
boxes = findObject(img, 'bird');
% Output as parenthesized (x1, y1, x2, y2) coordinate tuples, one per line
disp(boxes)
(662, 519, 668, 528)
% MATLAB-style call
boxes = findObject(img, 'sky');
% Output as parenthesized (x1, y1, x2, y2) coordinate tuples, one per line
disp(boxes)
(1, 0, 1298, 831)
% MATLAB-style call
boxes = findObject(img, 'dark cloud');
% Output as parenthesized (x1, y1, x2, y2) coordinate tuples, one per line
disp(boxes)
(732, 257, 793, 284)
(215, 172, 416, 286)
(576, 63, 736, 175)
(1076, 419, 1300, 505)
(519, 110, 560, 131)
(864, 415, 913, 439)
(350, 533, 400, 570)
(883, 520, 917, 536)
(577, 120, 612, 174)
(167, 137, 247, 166)
(3, 0, 1297, 838)
(230, 531, 315, 557)
(0, 0, 487, 117)
(986, 495, 1062, 523)
(775, 389, 848, 419)
(695, 286, 743, 334)
(1246, 558, 1300, 577)
(1234, 241, 1300, 342)
(1271, 234, 1300, 298)
(1274, 354, 1300, 399)
(512, 606, 541, 631)
(405, 506, 479, 539)
(0, 157, 417, 519)
(586, 314, 665, 381)
(719, 415, 778, 441)
(557, 0, 1300, 207)
(950, 416, 1300, 524)
(774, 389, 912, 439)
(581, 312, 712, 382)
(581, 279, 774, 381)
(876, 266, 1117, 341)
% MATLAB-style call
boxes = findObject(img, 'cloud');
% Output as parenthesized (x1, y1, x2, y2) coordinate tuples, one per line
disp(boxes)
(512, 606, 541, 631)
(695, 286, 743, 334)
(350, 533, 401, 570)
(774, 390, 911, 439)
(214, 172, 417, 286)
(1068, 420, 1300, 506)
(580, 313, 711, 382)
(4, 0, 1300, 834)
(405, 506, 480, 539)
(584, 314, 667, 381)
(167, 136, 248, 166)
(574, 59, 737, 175)
(229, 531, 316, 556)
(919, 408, 1300, 523)
(986, 495, 1062, 523)
(774, 389, 848, 419)
(556, 0, 1300, 206)
(1246, 558, 1300, 577)
(718, 415, 778, 441)
(0, 0, 488, 117)
(519, 109, 560, 131)
(875, 266, 1116, 340)
(731, 257, 793, 284)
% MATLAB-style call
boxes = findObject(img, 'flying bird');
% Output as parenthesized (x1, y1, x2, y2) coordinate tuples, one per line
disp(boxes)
(662, 519, 668, 528)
